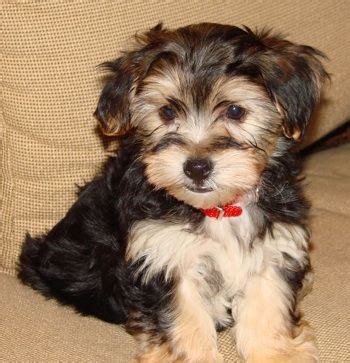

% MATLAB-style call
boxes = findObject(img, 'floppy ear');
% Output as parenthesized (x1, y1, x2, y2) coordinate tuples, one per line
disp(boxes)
(94, 57, 136, 136)
(94, 23, 168, 136)
(256, 35, 329, 141)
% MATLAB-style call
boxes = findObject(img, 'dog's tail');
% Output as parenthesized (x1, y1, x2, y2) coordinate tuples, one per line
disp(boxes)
(17, 233, 128, 324)
(17, 234, 53, 296)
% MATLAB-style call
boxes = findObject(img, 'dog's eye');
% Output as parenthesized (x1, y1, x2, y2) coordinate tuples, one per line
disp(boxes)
(226, 105, 245, 120)
(159, 106, 177, 123)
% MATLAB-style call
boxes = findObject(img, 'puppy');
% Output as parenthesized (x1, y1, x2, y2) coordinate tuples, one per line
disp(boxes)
(18, 23, 328, 362)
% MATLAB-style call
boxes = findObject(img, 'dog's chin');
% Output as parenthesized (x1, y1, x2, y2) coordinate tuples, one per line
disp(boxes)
(166, 185, 243, 209)
(185, 185, 214, 194)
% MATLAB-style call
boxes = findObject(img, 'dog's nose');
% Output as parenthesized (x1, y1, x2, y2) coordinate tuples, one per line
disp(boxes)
(183, 158, 213, 183)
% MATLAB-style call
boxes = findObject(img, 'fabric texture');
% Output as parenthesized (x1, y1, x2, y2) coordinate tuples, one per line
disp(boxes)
(1, 0, 350, 274)
(1, 144, 349, 362)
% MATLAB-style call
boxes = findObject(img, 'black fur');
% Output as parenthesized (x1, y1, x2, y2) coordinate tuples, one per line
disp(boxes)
(18, 134, 202, 328)
(258, 138, 310, 227)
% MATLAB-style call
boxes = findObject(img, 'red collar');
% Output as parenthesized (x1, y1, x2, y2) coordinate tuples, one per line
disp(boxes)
(199, 203, 242, 219)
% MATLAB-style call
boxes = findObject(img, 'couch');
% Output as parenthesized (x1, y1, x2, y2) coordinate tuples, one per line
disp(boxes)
(1, 1, 349, 362)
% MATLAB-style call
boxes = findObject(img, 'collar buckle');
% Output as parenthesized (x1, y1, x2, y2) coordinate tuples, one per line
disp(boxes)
(216, 206, 225, 219)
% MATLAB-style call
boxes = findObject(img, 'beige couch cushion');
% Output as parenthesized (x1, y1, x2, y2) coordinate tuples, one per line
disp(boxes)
(1, 144, 349, 362)
(1, 0, 350, 275)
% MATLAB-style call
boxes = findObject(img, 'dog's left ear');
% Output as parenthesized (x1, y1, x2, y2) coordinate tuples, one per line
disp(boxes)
(256, 35, 329, 141)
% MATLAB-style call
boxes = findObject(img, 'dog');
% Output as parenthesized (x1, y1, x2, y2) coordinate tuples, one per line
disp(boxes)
(18, 23, 328, 362)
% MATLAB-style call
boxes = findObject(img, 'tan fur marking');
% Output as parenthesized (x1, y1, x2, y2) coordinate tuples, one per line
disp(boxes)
(136, 338, 178, 363)
(234, 262, 317, 362)
(169, 278, 221, 362)
(234, 224, 318, 363)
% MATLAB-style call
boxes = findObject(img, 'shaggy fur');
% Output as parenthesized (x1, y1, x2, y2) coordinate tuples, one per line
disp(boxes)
(18, 23, 328, 362)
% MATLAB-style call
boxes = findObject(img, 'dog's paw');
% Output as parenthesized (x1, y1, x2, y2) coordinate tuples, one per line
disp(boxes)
(136, 346, 223, 363)
(247, 350, 317, 363)
(180, 350, 223, 363)
(175, 349, 223, 363)
(135, 342, 175, 363)
(198, 351, 224, 363)
(246, 329, 319, 363)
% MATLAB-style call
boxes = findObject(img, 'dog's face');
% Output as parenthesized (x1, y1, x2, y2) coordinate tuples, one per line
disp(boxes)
(135, 72, 280, 209)
(95, 24, 327, 208)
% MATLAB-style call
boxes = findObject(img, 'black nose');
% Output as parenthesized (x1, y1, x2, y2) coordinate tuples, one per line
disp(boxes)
(183, 158, 213, 184)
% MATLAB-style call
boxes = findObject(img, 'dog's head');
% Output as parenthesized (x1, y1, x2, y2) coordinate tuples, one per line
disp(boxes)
(95, 23, 327, 208)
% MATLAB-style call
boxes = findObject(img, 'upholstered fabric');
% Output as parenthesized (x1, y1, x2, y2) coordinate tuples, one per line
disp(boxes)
(1, 144, 350, 362)
(1, 0, 350, 274)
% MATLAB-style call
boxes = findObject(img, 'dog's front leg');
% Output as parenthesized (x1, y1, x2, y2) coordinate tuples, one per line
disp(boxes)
(136, 276, 221, 363)
(169, 277, 222, 362)
(234, 265, 317, 363)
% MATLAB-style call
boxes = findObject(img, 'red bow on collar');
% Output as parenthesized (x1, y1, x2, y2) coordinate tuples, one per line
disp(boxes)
(199, 203, 242, 219)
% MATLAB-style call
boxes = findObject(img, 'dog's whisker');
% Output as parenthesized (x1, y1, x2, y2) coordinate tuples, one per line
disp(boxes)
(137, 124, 165, 138)
(243, 121, 279, 136)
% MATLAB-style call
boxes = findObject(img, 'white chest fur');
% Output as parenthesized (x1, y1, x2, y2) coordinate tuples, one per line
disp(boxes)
(202, 209, 262, 293)
(127, 208, 309, 324)
(128, 208, 260, 300)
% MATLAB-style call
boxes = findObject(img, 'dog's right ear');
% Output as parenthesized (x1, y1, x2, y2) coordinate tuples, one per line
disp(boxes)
(94, 23, 168, 136)
(94, 56, 136, 136)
